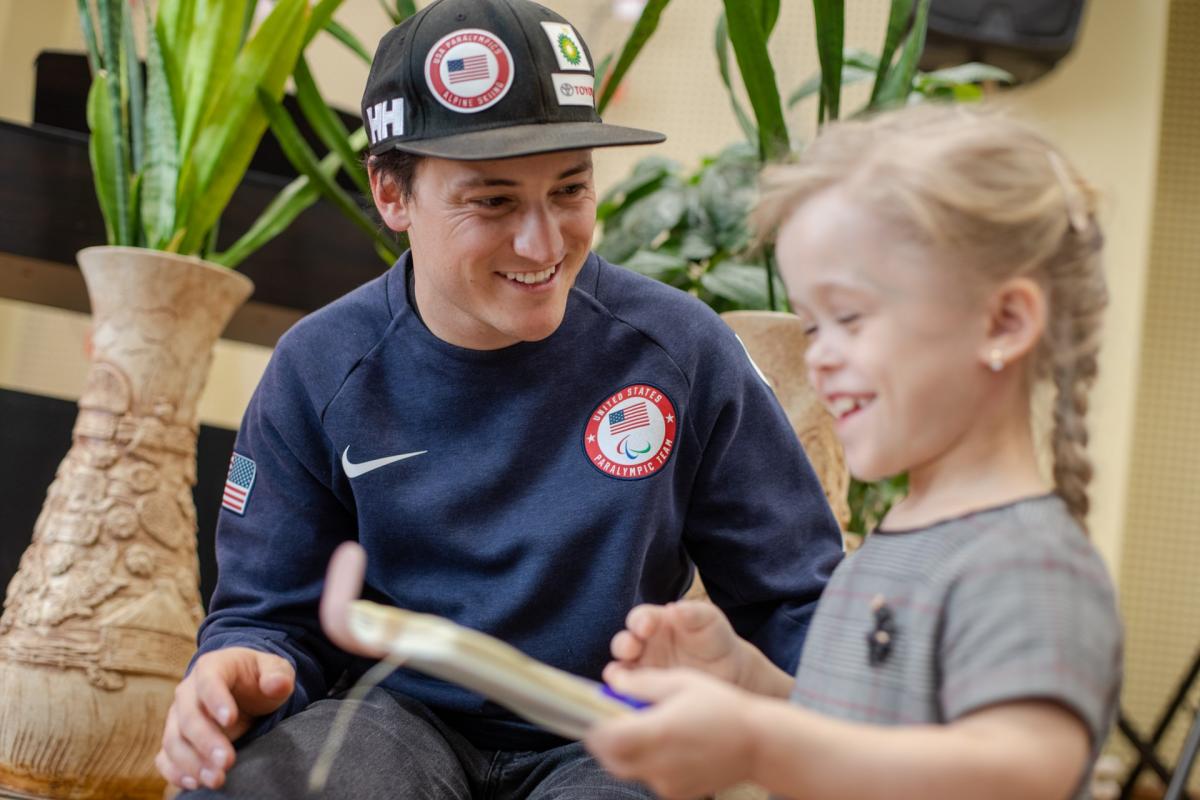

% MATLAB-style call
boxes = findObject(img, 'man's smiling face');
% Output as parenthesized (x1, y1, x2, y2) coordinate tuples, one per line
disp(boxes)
(373, 149, 597, 350)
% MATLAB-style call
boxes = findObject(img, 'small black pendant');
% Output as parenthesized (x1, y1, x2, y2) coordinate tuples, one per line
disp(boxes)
(867, 594, 896, 667)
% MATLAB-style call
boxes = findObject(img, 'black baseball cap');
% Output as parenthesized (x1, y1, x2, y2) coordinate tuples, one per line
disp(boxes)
(360, 0, 666, 160)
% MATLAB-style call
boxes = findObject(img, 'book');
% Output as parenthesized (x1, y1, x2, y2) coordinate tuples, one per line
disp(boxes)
(347, 600, 643, 739)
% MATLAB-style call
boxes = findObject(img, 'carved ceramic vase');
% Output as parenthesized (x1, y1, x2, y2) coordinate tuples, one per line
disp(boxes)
(720, 311, 850, 530)
(0, 247, 253, 799)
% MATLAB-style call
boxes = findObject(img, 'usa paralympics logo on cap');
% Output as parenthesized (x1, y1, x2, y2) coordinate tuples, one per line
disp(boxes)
(424, 28, 514, 113)
(584, 384, 678, 480)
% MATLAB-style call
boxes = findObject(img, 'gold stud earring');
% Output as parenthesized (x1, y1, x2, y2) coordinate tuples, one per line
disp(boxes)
(988, 348, 1005, 372)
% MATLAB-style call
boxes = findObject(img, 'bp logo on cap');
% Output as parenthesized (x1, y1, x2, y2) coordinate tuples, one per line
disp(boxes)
(584, 384, 677, 480)
(540, 22, 590, 72)
(424, 28, 514, 113)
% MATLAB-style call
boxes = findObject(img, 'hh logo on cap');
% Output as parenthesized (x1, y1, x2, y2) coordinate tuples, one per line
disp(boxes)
(540, 22, 590, 72)
(583, 384, 677, 480)
(366, 97, 405, 146)
(425, 29, 514, 113)
(553, 73, 594, 107)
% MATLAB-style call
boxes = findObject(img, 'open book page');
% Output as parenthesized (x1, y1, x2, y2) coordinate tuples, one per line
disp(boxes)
(348, 600, 639, 739)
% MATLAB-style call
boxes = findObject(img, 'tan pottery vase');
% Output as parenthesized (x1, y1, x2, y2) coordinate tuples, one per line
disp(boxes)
(0, 247, 253, 799)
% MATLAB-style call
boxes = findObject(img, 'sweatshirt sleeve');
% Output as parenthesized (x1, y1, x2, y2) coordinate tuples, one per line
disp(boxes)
(191, 341, 357, 740)
(681, 321, 843, 674)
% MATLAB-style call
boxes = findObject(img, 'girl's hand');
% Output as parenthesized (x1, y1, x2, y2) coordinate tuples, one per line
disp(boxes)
(585, 667, 762, 799)
(606, 601, 746, 686)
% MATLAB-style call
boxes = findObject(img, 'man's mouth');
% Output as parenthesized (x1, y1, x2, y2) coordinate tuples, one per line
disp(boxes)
(500, 264, 558, 286)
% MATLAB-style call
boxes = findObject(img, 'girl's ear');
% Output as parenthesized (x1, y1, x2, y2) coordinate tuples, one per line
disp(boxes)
(979, 277, 1047, 372)
(369, 165, 413, 233)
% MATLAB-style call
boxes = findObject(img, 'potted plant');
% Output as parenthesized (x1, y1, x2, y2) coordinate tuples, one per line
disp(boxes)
(0, 0, 379, 796)
(594, 0, 1011, 544)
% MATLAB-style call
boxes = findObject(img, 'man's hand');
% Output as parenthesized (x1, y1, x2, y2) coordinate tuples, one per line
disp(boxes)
(606, 601, 746, 686)
(156, 648, 295, 791)
(585, 667, 761, 799)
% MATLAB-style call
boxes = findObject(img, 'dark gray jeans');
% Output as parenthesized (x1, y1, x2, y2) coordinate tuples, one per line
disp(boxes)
(179, 688, 655, 799)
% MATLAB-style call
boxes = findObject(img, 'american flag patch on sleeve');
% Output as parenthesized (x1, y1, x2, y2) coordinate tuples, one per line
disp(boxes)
(222, 452, 257, 515)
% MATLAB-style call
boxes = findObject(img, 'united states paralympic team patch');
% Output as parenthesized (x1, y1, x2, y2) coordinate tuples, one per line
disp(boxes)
(424, 29, 514, 113)
(222, 452, 256, 515)
(584, 384, 677, 480)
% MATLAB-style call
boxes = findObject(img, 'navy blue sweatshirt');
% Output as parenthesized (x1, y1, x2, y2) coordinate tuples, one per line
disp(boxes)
(197, 252, 842, 750)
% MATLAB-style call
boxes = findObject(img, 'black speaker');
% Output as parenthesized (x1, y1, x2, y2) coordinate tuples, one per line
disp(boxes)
(918, 0, 1088, 84)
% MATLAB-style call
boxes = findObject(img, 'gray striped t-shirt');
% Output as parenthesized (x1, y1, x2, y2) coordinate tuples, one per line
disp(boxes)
(789, 494, 1122, 799)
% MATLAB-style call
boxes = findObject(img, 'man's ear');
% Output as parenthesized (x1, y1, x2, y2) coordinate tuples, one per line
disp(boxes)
(978, 276, 1047, 370)
(369, 164, 413, 233)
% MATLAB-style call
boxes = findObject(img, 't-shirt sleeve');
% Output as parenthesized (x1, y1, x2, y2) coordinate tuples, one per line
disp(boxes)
(192, 342, 358, 738)
(938, 531, 1123, 744)
(680, 320, 844, 674)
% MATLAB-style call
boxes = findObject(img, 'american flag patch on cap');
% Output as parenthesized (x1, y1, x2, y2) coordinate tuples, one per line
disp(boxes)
(222, 452, 257, 515)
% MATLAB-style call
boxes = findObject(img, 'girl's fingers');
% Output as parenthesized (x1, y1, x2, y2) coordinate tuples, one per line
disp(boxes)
(610, 629, 645, 661)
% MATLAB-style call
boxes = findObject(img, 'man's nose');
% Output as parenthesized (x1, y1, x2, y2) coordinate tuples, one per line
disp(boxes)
(513, 205, 565, 265)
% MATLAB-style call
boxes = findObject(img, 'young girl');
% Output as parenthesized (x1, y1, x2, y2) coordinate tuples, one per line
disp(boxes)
(584, 105, 1123, 800)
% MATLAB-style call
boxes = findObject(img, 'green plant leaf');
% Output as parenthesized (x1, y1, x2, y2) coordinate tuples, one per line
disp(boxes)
(76, 0, 101, 76)
(305, 0, 345, 46)
(176, 0, 309, 254)
(213, 128, 370, 268)
(325, 18, 372, 65)
(594, 52, 613, 97)
(294, 57, 369, 195)
(811, 0, 845, 122)
(258, 87, 403, 260)
(86, 72, 119, 245)
(622, 249, 690, 281)
(597, 0, 671, 115)
(177, 0, 249, 160)
(141, 11, 179, 251)
(714, 14, 758, 145)
(869, 0, 913, 104)
(723, 0, 788, 160)
(700, 260, 783, 309)
(920, 62, 1014, 87)
(96, 0, 132, 244)
(698, 151, 757, 250)
(758, 0, 781, 37)
(788, 62, 874, 107)
(121, 4, 144, 176)
(155, 0, 194, 131)
(596, 155, 678, 221)
(611, 183, 688, 251)
(875, 0, 930, 107)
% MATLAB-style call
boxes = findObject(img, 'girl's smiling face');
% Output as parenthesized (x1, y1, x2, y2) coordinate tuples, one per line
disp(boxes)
(776, 190, 996, 482)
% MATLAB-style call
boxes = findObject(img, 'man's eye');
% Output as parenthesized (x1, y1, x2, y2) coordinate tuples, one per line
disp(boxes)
(558, 183, 587, 196)
(472, 197, 510, 209)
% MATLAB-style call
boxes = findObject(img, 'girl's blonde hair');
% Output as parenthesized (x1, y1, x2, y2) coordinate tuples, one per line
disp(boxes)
(754, 104, 1107, 527)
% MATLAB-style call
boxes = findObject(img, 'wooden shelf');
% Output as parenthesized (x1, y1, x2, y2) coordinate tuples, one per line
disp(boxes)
(0, 120, 390, 348)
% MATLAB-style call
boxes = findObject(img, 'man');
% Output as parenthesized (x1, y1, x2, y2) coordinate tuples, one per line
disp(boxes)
(157, 0, 842, 796)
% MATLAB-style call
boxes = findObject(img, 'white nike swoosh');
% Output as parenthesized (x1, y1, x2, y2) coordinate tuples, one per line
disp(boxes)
(341, 447, 427, 478)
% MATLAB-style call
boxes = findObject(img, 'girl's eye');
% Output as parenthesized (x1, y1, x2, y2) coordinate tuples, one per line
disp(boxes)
(836, 312, 862, 328)
(802, 324, 819, 337)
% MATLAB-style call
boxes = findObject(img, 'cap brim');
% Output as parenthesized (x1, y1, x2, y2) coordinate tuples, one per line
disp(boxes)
(371, 121, 666, 160)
